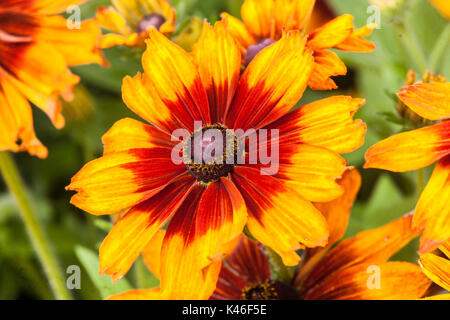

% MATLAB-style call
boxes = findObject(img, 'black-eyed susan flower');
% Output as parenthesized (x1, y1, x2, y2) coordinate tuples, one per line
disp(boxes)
(220, 0, 375, 90)
(419, 240, 450, 299)
(364, 77, 450, 255)
(106, 169, 431, 300)
(66, 21, 366, 299)
(0, 0, 104, 158)
(96, 0, 175, 48)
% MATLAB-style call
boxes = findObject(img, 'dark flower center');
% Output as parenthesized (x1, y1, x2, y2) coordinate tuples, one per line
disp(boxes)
(137, 14, 166, 33)
(241, 280, 299, 300)
(244, 38, 276, 66)
(184, 124, 238, 184)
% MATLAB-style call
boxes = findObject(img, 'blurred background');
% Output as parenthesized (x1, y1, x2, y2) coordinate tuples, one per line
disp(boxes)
(0, 0, 449, 299)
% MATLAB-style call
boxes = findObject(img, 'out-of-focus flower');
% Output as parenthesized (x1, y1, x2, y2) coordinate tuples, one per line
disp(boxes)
(429, 0, 450, 19)
(0, 0, 104, 158)
(220, 0, 375, 90)
(96, 0, 176, 48)
(66, 21, 366, 299)
(364, 76, 450, 254)
(369, 0, 404, 10)
(107, 169, 432, 300)
(419, 240, 450, 299)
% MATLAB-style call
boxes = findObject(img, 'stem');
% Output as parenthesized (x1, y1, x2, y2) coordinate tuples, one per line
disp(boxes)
(265, 247, 291, 284)
(429, 23, 450, 73)
(135, 256, 147, 289)
(0, 152, 71, 300)
(397, 22, 429, 72)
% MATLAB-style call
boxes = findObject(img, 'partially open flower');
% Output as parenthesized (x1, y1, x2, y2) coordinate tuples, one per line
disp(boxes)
(96, 0, 176, 48)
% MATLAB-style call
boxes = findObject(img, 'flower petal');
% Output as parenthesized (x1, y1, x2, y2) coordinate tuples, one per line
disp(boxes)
(334, 24, 376, 52)
(414, 156, 450, 254)
(66, 148, 186, 215)
(192, 21, 241, 123)
(307, 50, 347, 90)
(419, 253, 450, 291)
(142, 229, 166, 280)
(231, 166, 329, 266)
(364, 121, 450, 172)
(304, 262, 431, 300)
(220, 12, 256, 52)
(225, 30, 314, 131)
(106, 288, 161, 300)
(99, 176, 195, 282)
(307, 14, 353, 50)
(398, 82, 450, 121)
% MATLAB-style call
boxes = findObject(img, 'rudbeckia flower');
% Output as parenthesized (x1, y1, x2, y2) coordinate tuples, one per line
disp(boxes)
(220, 0, 375, 90)
(96, 0, 176, 48)
(0, 0, 104, 158)
(364, 79, 450, 254)
(66, 21, 366, 299)
(106, 169, 431, 300)
(419, 241, 450, 299)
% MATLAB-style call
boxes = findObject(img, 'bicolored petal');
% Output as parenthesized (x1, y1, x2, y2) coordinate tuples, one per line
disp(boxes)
(159, 178, 247, 299)
(212, 236, 270, 300)
(419, 253, 450, 291)
(192, 21, 241, 123)
(414, 156, 450, 254)
(303, 262, 431, 300)
(141, 30, 210, 128)
(398, 82, 450, 121)
(0, 77, 47, 158)
(106, 287, 161, 300)
(308, 49, 347, 90)
(269, 96, 366, 154)
(231, 166, 329, 266)
(102, 117, 175, 155)
(307, 14, 353, 50)
(302, 214, 418, 291)
(364, 121, 450, 172)
(225, 30, 314, 131)
(66, 148, 186, 215)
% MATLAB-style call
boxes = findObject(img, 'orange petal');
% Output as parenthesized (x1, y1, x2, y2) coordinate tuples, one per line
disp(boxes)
(302, 214, 419, 291)
(274, 96, 366, 154)
(66, 148, 186, 215)
(101, 118, 175, 155)
(232, 166, 329, 266)
(159, 179, 247, 299)
(142, 230, 166, 280)
(30, 0, 89, 15)
(240, 0, 276, 39)
(364, 121, 450, 172)
(419, 253, 450, 291)
(141, 30, 210, 129)
(220, 12, 256, 53)
(398, 82, 450, 121)
(0, 77, 47, 158)
(307, 49, 347, 90)
(334, 24, 376, 52)
(307, 14, 353, 50)
(225, 30, 314, 131)
(99, 176, 196, 282)
(414, 156, 450, 254)
(304, 262, 431, 300)
(96, 6, 132, 35)
(192, 21, 241, 123)
(106, 287, 161, 300)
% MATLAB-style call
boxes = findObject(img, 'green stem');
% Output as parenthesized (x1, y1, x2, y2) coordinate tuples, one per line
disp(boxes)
(265, 247, 291, 284)
(135, 256, 147, 289)
(0, 152, 71, 300)
(429, 23, 450, 73)
(397, 22, 429, 72)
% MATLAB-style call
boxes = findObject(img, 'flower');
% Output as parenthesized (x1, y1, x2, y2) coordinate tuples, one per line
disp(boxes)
(96, 0, 176, 48)
(419, 240, 450, 299)
(66, 21, 366, 299)
(429, 0, 450, 19)
(220, 0, 375, 90)
(0, 0, 104, 158)
(107, 169, 432, 300)
(364, 77, 450, 254)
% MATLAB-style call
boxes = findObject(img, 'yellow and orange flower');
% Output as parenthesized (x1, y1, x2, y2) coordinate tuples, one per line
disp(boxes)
(96, 0, 176, 48)
(0, 0, 103, 158)
(66, 20, 366, 299)
(107, 169, 431, 300)
(364, 77, 450, 255)
(220, 0, 375, 90)
(419, 240, 450, 299)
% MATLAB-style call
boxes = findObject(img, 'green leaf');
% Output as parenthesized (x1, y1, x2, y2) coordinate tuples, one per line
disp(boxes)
(75, 245, 132, 299)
